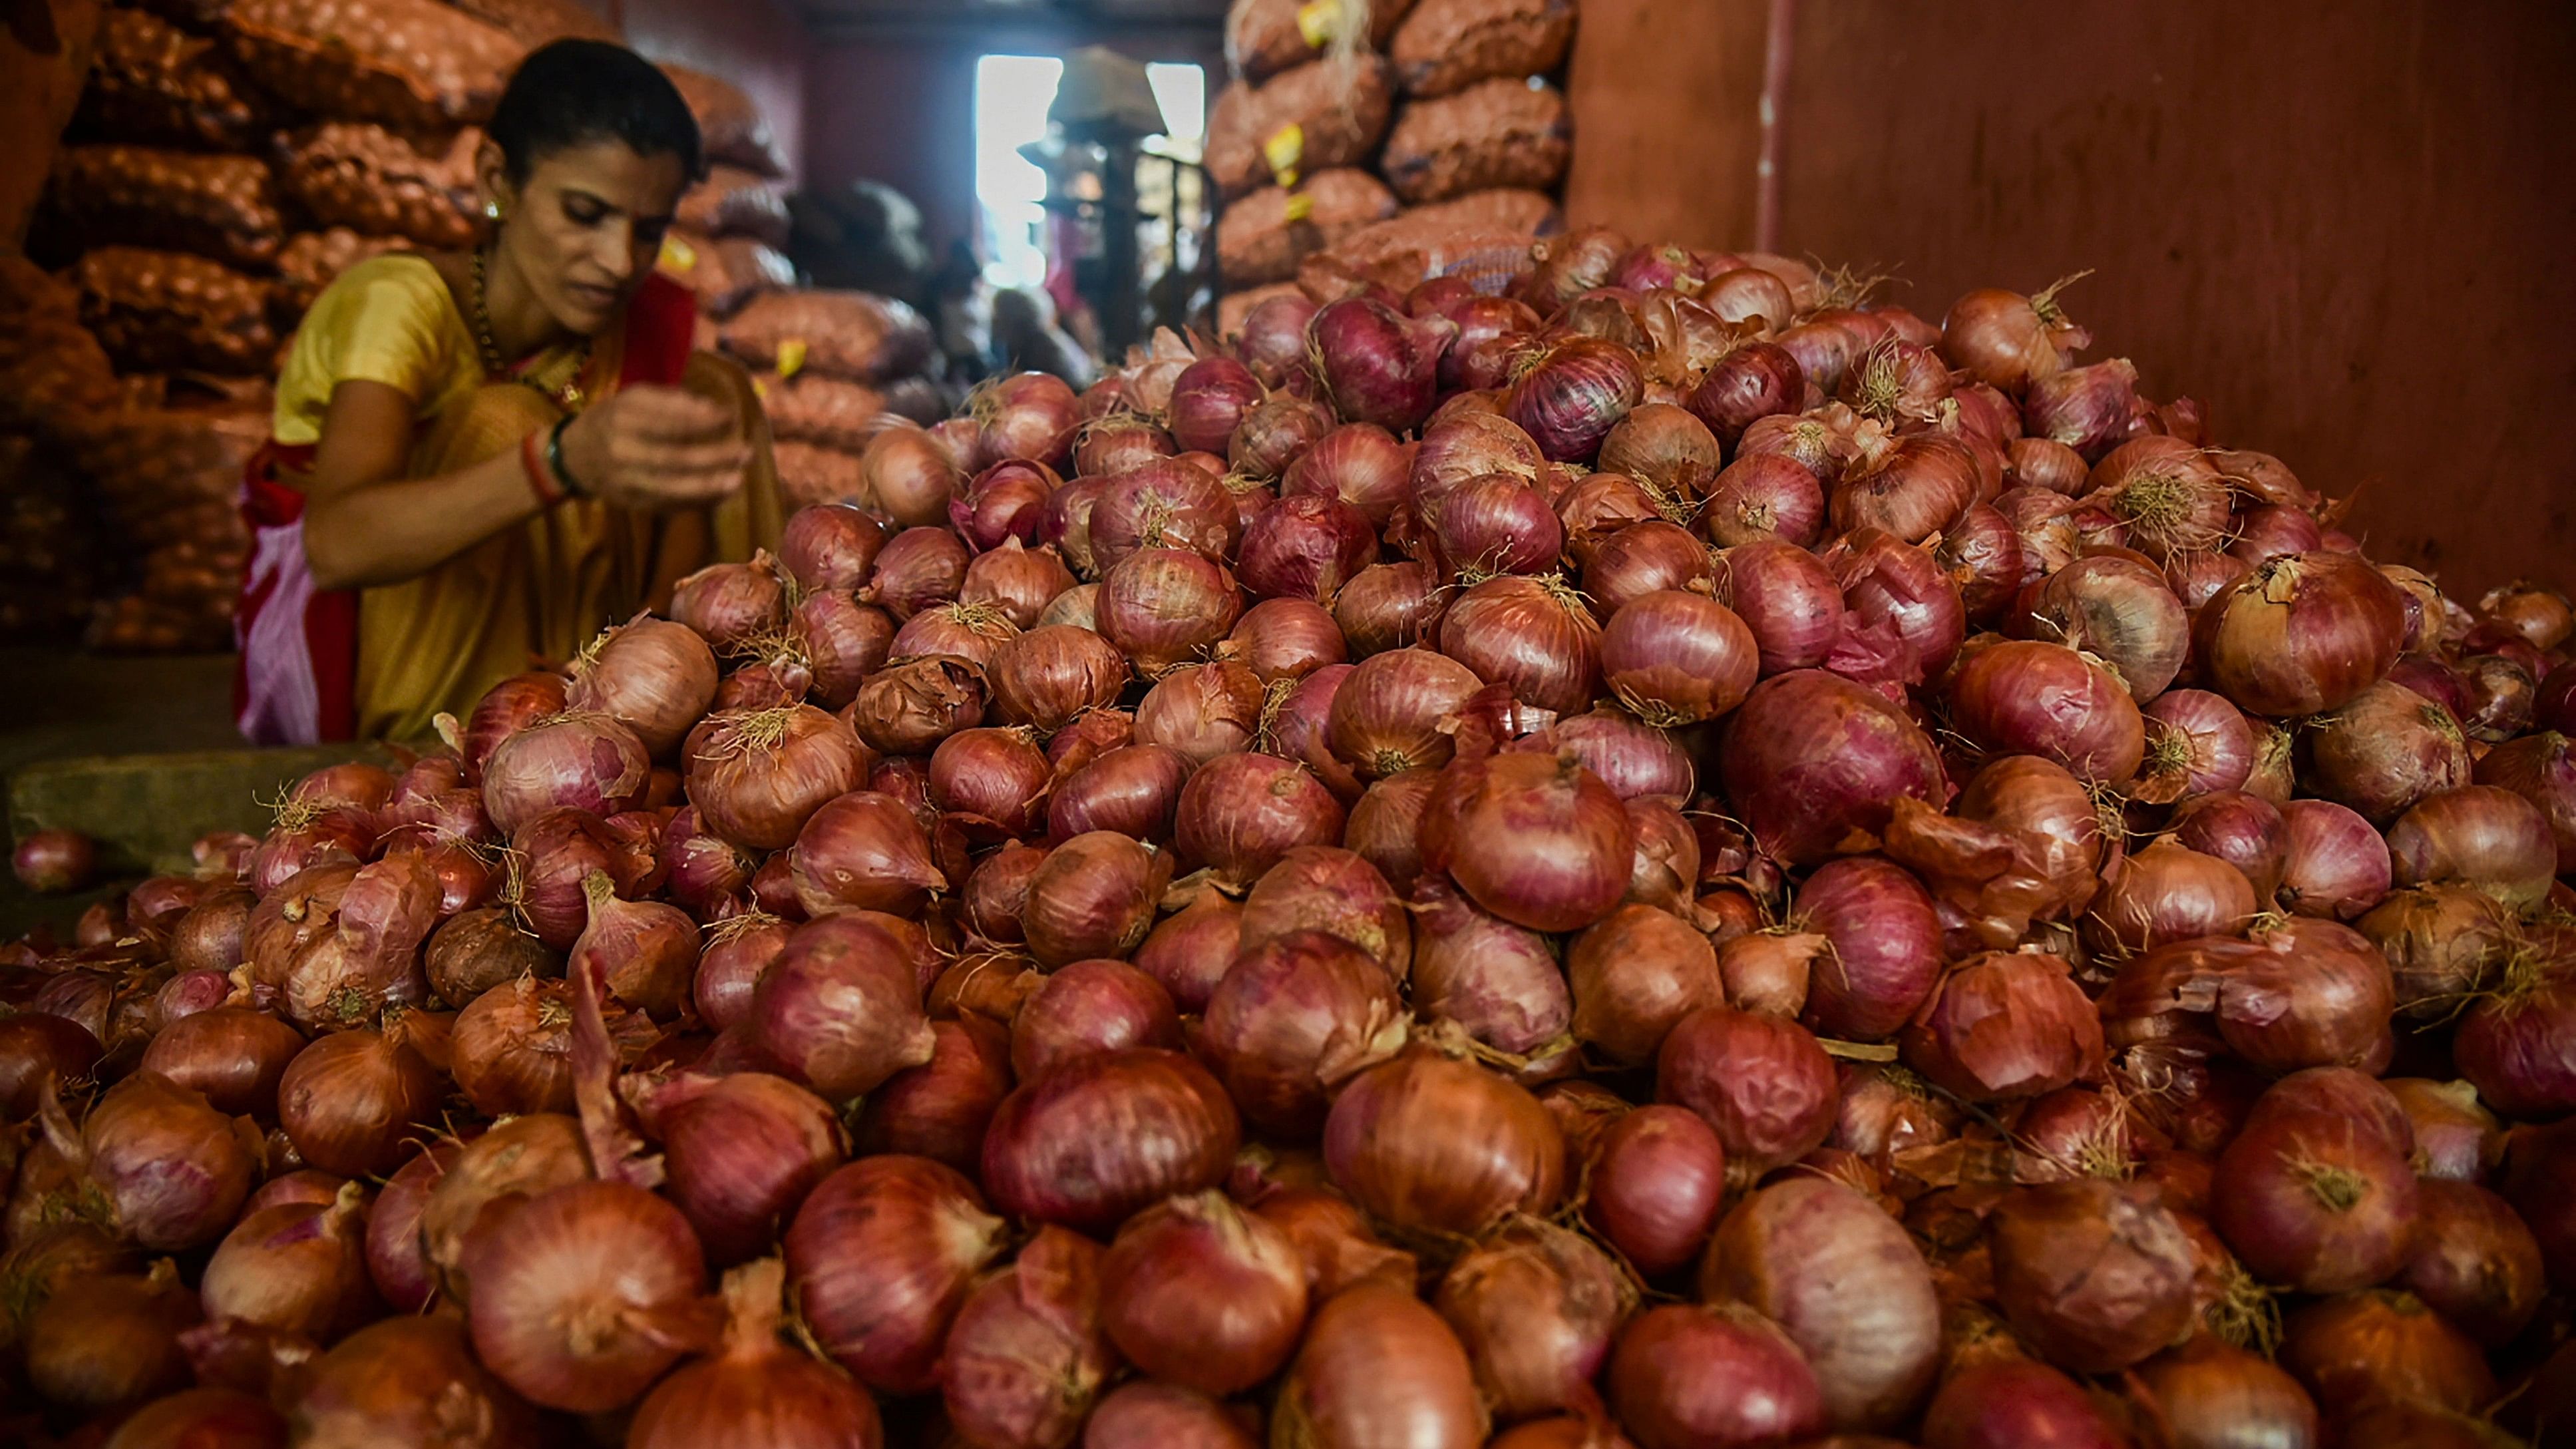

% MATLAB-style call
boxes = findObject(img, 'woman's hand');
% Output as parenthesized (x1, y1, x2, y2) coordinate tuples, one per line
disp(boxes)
(558, 383, 752, 509)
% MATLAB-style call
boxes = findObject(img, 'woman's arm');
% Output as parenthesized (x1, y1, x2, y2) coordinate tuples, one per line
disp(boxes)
(300, 379, 755, 592)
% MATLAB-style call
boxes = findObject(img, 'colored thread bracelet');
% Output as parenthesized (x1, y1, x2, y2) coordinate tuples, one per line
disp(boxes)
(546, 415, 586, 499)
(521, 428, 566, 507)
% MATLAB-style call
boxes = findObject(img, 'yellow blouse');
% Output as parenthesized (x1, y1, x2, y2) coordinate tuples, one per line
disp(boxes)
(273, 254, 590, 446)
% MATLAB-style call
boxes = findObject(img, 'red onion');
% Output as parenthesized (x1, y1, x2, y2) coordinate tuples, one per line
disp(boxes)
(1083, 1380, 1260, 1448)
(564, 614, 719, 759)
(138, 1006, 303, 1119)
(1090, 458, 1236, 568)
(1273, 1281, 1487, 1449)
(1712, 540, 1847, 674)
(862, 526, 970, 620)
(1598, 403, 1722, 502)
(629, 1259, 884, 1449)
(1590, 590, 1758, 727)
(2301, 680, 2474, 823)
(1686, 342, 1804, 445)
(0, 1012, 102, 1118)
(2386, 783, 2558, 909)
(1438, 1219, 1632, 1424)
(200, 1179, 375, 1339)
(1021, 830, 1169, 966)
(290, 1314, 541, 1444)
(2086, 436, 2231, 560)
(938, 1225, 1115, 1449)
(1940, 274, 2091, 391)
(12, 828, 96, 894)
(1168, 355, 1266, 455)
(681, 706, 869, 853)
(855, 1016, 1012, 1171)
(1949, 639, 2144, 783)
(1234, 844, 1407, 980)
(2195, 552, 2408, 717)
(456, 672, 568, 785)
(2140, 688, 2257, 799)
(1046, 704, 1136, 772)
(1308, 296, 1451, 433)
(1100, 1189, 1308, 1394)
(976, 371, 1082, 467)
(1824, 528, 1966, 684)
(749, 914, 934, 1099)
(1564, 902, 1722, 1066)
(1272, 424, 1413, 542)
(2088, 840, 2259, 954)
(1420, 749, 1632, 934)
(1409, 874, 1574, 1072)
(1097, 547, 1242, 676)
(1433, 574, 1599, 716)
(1131, 889, 1244, 1014)
(783, 791, 941, 922)
(2456, 969, 2576, 1120)
(959, 539, 1077, 631)
(1718, 670, 1943, 866)
(1328, 647, 1485, 778)
(1920, 1358, 2125, 1449)
(1010, 958, 1181, 1078)
(1586, 1104, 1726, 1276)
(627, 1072, 843, 1267)
(1699, 1177, 1940, 1431)
(1507, 335, 1644, 463)
(982, 1048, 1240, 1233)
(948, 459, 1059, 554)
(277, 1026, 440, 1177)
(1580, 522, 1710, 620)
(926, 725, 1053, 835)
(779, 502, 886, 592)
(1699, 455, 1822, 549)
(2398, 1179, 2543, 1348)
(1901, 950, 2104, 1102)
(2278, 1290, 2495, 1419)
(1785, 856, 1940, 1040)
(1222, 597, 1348, 683)
(844, 655, 987, 754)
(1324, 1048, 1564, 1236)
(2239, 801, 2383, 928)
(1175, 751, 1346, 887)
(480, 712, 649, 837)
(1984, 1177, 2195, 1372)
(2385, 1078, 2501, 1185)
(1237, 497, 1374, 620)
(22, 1258, 198, 1411)
(2022, 357, 2141, 459)
(785, 1155, 1005, 1393)
(1201, 927, 1407, 1138)
(1607, 1301, 1824, 1449)
(360, 1141, 455, 1313)
(670, 551, 787, 653)
(2167, 789, 2288, 902)
(860, 425, 962, 528)
(962, 841, 1048, 944)
(2213, 1106, 2420, 1293)
(1658, 1005, 1838, 1173)
(1413, 411, 1545, 515)
(87, 1386, 287, 1446)
(2015, 552, 2191, 700)
(1833, 435, 1978, 543)
(463, 1178, 715, 1412)
(1240, 292, 1320, 383)
(1231, 392, 1334, 479)
(989, 625, 1130, 732)
(1048, 744, 1192, 845)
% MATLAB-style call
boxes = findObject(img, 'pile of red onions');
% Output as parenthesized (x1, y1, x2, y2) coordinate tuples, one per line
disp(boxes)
(13, 225, 2576, 1449)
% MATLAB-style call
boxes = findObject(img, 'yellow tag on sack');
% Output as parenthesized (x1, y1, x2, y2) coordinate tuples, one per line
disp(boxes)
(1283, 192, 1314, 224)
(777, 338, 807, 379)
(659, 235, 697, 272)
(751, 378, 769, 401)
(1296, 0, 1340, 49)
(1264, 124, 1306, 189)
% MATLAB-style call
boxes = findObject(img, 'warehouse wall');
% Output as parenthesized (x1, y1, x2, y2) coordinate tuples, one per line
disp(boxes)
(618, 0, 813, 180)
(1565, 0, 2576, 597)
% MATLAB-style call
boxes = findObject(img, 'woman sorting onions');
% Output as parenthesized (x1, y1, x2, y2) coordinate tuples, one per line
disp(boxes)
(234, 40, 781, 745)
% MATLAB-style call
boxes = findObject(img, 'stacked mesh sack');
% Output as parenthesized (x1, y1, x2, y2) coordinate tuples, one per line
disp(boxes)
(1211, 0, 1576, 326)
(713, 290, 943, 509)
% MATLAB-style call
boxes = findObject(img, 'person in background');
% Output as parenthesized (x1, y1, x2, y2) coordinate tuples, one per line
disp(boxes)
(989, 286, 1099, 389)
(234, 39, 781, 745)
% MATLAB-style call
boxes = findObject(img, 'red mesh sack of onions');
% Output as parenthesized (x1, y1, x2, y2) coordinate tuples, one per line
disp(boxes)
(220, 0, 521, 130)
(273, 230, 405, 322)
(1218, 169, 1401, 288)
(661, 63, 791, 178)
(1204, 56, 1398, 200)
(277, 122, 484, 250)
(1380, 77, 1572, 205)
(73, 247, 277, 377)
(1388, 0, 1578, 100)
(78, 7, 281, 151)
(39, 144, 285, 270)
(675, 164, 793, 247)
(1226, 0, 1418, 84)
(720, 290, 936, 382)
(446, 0, 621, 46)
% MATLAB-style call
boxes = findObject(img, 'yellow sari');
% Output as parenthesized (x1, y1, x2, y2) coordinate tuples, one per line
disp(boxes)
(248, 255, 780, 744)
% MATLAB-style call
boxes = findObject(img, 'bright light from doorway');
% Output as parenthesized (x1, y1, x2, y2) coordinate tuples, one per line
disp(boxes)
(974, 54, 1065, 290)
(1145, 62, 1206, 159)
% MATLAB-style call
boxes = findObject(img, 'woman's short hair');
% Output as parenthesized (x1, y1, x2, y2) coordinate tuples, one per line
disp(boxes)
(488, 39, 703, 184)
